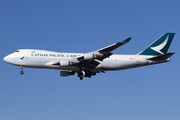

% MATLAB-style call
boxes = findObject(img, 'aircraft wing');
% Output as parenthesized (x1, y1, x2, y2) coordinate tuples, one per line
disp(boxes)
(76, 60, 100, 69)
(45, 37, 132, 70)
(96, 37, 132, 53)
(77, 37, 132, 61)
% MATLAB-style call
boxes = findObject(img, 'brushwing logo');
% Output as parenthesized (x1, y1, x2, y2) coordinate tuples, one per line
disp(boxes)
(20, 56, 25, 60)
(150, 35, 169, 55)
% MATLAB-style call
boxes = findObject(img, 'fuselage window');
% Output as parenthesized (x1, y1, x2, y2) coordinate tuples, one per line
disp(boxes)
(15, 50, 19, 52)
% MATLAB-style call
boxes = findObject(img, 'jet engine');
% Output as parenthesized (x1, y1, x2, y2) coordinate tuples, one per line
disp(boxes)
(60, 60, 70, 67)
(84, 53, 94, 60)
(60, 71, 75, 76)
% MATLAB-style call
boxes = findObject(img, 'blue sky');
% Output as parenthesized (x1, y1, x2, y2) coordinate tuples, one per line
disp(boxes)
(1, 0, 180, 120)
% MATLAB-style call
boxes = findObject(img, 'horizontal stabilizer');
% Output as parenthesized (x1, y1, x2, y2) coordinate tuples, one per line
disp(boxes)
(147, 52, 175, 60)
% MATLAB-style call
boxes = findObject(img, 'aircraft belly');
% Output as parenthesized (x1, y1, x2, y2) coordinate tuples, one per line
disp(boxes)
(96, 59, 147, 71)
(95, 60, 132, 70)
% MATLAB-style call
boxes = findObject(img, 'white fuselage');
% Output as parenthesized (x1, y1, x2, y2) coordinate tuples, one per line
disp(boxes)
(4, 49, 169, 72)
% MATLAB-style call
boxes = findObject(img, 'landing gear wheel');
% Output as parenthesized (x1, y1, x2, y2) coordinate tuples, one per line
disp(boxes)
(19, 66, 24, 75)
(20, 71, 24, 75)
(80, 77, 83, 80)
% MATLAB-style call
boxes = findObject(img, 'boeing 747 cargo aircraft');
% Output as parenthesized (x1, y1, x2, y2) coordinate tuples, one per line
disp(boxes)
(3, 33, 175, 80)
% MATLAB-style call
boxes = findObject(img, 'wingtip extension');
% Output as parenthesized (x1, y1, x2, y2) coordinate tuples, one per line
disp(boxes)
(122, 37, 132, 43)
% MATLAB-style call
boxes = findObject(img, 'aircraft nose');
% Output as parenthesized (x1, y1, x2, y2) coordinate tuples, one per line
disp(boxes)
(3, 56, 8, 62)
(3, 55, 15, 64)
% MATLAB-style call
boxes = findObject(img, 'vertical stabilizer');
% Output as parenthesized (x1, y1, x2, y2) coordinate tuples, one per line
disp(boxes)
(139, 33, 175, 56)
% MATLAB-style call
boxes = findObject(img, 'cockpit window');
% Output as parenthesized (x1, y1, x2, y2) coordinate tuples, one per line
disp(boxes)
(15, 50, 19, 52)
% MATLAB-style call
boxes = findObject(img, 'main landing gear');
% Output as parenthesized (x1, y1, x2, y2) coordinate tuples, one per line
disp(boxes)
(19, 66, 24, 75)
(80, 77, 83, 80)
(77, 71, 95, 80)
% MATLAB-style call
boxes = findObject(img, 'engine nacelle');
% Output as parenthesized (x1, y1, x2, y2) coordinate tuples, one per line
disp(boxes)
(84, 53, 94, 60)
(60, 60, 70, 67)
(60, 71, 75, 76)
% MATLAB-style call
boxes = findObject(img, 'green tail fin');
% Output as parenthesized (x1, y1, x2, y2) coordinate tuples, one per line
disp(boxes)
(139, 33, 175, 56)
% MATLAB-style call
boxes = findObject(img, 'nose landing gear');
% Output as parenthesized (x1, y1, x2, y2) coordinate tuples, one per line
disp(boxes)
(19, 66, 24, 75)
(20, 71, 24, 75)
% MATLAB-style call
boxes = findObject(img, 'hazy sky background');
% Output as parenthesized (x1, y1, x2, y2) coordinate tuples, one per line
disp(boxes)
(1, 0, 180, 120)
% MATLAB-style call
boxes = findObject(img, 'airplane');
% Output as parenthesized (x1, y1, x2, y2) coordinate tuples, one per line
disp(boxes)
(3, 33, 175, 80)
